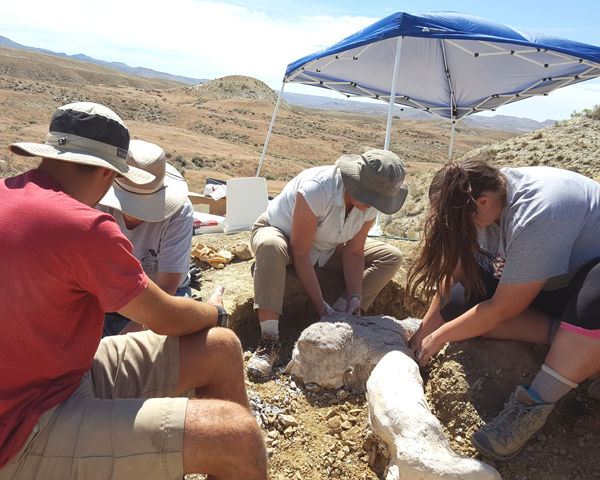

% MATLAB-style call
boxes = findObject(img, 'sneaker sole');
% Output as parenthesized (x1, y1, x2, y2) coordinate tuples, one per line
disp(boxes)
(471, 426, 545, 462)
(470, 435, 522, 462)
(246, 366, 273, 381)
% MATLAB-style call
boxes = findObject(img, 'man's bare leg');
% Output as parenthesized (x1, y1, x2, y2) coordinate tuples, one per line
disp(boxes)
(183, 399, 267, 479)
(178, 286, 267, 478)
(178, 286, 249, 406)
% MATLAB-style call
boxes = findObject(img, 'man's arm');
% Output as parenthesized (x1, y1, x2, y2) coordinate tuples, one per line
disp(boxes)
(156, 272, 184, 296)
(118, 280, 219, 336)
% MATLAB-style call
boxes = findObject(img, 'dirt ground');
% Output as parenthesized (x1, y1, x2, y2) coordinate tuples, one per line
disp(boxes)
(190, 232, 599, 480)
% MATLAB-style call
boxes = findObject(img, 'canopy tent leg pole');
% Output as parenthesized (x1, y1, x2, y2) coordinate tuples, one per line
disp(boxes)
(256, 81, 286, 177)
(384, 36, 403, 150)
(440, 38, 458, 163)
(448, 120, 456, 161)
(371, 36, 404, 237)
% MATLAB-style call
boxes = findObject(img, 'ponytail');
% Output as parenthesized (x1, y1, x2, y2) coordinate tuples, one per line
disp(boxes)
(407, 160, 503, 304)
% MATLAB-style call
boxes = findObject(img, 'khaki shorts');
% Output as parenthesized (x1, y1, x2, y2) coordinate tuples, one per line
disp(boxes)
(1, 332, 188, 480)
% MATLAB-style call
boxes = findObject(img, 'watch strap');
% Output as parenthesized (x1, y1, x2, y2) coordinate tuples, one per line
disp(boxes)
(215, 305, 228, 327)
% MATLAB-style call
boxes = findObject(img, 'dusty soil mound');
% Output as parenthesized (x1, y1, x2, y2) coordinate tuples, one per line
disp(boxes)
(192, 75, 281, 104)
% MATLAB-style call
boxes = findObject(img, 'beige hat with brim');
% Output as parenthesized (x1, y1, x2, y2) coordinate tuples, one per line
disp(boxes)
(9, 102, 154, 185)
(98, 140, 189, 222)
(337, 149, 408, 215)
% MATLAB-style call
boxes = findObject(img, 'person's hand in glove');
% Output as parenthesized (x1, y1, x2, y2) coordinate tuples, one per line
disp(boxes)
(345, 293, 362, 315)
(317, 300, 335, 318)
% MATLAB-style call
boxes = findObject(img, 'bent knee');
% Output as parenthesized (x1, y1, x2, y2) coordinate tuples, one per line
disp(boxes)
(206, 327, 243, 354)
(184, 400, 266, 474)
(254, 236, 289, 261)
(191, 400, 264, 452)
(375, 244, 403, 268)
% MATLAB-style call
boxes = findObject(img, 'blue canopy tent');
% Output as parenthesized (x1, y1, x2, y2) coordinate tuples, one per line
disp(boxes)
(256, 11, 600, 177)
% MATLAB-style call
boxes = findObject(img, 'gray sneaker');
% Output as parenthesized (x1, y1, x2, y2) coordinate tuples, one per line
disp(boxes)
(246, 335, 280, 381)
(471, 385, 554, 461)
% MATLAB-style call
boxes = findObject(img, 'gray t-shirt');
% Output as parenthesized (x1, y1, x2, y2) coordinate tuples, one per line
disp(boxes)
(476, 166, 600, 289)
(267, 165, 378, 267)
(97, 199, 194, 288)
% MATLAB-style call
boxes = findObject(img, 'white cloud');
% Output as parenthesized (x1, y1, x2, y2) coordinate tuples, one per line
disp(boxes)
(2, 0, 375, 86)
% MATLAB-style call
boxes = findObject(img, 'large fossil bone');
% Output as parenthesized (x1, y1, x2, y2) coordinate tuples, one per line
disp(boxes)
(367, 350, 501, 480)
(285, 313, 419, 391)
(287, 314, 501, 479)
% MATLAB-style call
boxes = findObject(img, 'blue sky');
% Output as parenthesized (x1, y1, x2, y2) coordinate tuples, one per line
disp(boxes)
(2, 0, 599, 121)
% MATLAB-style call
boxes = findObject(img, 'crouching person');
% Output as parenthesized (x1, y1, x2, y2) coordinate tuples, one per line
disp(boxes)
(247, 149, 407, 380)
(0, 102, 267, 480)
(96, 139, 195, 337)
(408, 160, 600, 461)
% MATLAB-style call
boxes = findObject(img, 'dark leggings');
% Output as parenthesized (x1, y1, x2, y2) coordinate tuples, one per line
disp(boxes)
(440, 258, 600, 330)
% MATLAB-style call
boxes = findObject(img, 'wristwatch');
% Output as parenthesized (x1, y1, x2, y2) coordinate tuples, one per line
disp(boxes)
(215, 305, 229, 327)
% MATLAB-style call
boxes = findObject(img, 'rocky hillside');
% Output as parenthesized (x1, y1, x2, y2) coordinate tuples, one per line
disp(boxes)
(381, 113, 600, 239)
(0, 46, 181, 88)
(464, 114, 600, 181)
(192, 75, 281, 104)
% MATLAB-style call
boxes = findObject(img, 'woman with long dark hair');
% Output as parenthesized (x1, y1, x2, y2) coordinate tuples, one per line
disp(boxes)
(407, 159, 600, 461)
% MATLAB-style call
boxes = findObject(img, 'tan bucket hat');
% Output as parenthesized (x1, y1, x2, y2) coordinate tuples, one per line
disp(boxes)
(98, 140, 189, 222)
(337, 149, 408, 214)
(9, 102, 154, 185)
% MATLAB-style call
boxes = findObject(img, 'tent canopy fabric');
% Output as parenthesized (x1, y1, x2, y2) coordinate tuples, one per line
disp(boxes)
(284, 12, 600, 120)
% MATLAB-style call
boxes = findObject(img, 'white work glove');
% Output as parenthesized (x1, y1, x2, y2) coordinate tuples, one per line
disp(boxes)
(345, 294, 362, 315)
(332, 296, 348, 312)
(317, 301, 335, 318)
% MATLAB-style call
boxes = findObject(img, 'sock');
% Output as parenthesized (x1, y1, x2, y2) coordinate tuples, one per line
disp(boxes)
(528, 364, 578, 404)
(260, 319, 279, 337)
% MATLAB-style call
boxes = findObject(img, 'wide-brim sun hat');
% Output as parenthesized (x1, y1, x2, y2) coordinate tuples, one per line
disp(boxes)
(8, 102, 154, 185)
(98, 139, 189, 222)
(337, 149, 408, 215)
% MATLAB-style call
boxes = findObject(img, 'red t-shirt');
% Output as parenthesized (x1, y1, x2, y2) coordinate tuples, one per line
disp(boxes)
(0, 170, 148, 467)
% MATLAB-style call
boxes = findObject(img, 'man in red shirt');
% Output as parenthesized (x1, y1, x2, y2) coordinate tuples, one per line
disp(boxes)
(0, 102, 266, 480)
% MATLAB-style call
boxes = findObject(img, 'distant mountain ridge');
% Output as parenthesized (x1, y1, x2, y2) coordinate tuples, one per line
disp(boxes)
(281, 92, 556, 133)
(1, 34, 554, 133)
(0, 35, 206, 85)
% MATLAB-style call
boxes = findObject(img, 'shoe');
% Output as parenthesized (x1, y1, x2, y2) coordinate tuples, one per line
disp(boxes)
(589, 377, 600, 399)
(471, 385, 554, 461)
(246, 335, 280, 381)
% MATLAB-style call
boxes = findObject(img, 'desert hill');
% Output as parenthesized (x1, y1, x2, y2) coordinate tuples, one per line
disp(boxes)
(0, 46, 182, 89)
(192, 75, 281, 104)
(0, 46, 515, 191)
(0, 35, 204, 84)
